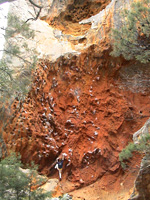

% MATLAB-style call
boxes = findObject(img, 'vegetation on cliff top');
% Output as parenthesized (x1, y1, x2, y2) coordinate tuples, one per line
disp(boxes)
(111, 0, 150, 63)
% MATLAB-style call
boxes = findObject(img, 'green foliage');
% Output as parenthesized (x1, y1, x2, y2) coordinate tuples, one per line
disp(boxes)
(119, 143, 136, 162)
(5, 14, 35, 39)
(0, 13, 38, 156)
(0, 153, 51, 200)
(119, 133, 150, 169)
(111, 0, 150, 63)
(0, 14, 38, 105)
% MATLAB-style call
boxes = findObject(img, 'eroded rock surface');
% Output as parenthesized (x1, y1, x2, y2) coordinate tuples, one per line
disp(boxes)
(3, 47, 150, 187)
(128, 120, 150, 200)
(129, 155, 150, 200)
(46, 0, 111, 36)
(2, 0, 150, 199)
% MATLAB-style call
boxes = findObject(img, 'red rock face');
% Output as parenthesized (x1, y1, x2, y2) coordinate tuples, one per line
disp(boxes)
(3, 46, 150, 187)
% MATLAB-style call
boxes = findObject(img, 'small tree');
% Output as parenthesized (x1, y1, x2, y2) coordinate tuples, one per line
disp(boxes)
(26, 161, 50, 200)
(111, 0, 150, 63)
(0, 14, 37, 104)
(0, 13, 38, 157)
(119, 133, 150, 169)
(0, 153, 51, 200)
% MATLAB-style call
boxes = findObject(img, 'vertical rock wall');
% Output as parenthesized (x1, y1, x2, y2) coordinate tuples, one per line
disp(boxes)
(2, 0, 150, 194)
(3, 45, 150, 187)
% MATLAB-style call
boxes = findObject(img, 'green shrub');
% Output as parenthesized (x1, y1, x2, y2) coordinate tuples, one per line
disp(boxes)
(119, 133, 150, 169)
(111, 0, 150, 63)
(0, 153, 51, 200)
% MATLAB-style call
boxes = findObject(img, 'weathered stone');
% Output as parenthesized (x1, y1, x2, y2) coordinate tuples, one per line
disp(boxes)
(133, 118, 150, 144)
(129, 155, 150, 200)
(2, 0, 150, 199)
(41, 178, 59, 193)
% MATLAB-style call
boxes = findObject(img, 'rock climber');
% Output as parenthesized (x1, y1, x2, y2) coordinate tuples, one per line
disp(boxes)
(55, 154, 65, 181)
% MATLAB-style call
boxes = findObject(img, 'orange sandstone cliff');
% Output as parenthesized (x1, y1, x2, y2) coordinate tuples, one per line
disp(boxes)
(2, 0, 150, 199)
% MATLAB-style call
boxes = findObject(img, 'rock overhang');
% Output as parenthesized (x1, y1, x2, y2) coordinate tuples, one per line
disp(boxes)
(45, 0, 112, 36)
